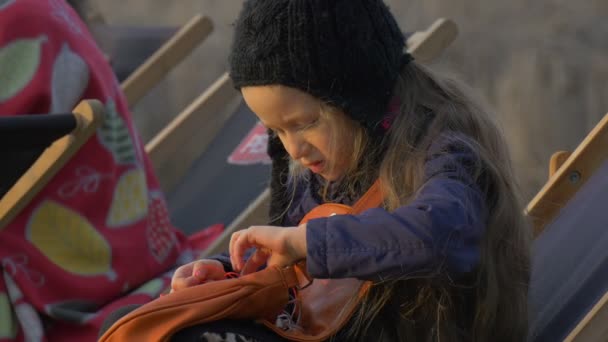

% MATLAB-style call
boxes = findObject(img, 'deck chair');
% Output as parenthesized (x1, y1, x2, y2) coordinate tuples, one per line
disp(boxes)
(160, 18, 459, 253)
(527, 112, 608, 341)
(0, 100, 105, 230)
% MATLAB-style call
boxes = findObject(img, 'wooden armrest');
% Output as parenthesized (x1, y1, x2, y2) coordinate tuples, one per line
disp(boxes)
(527, 112, 608, 236)
(549, 150, 571, 178)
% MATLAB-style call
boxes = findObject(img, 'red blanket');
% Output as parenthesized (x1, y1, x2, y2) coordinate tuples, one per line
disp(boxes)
(0, 1, 221, 340)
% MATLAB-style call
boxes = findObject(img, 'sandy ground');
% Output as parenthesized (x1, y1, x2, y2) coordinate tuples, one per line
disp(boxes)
(91, 0, 608, 201)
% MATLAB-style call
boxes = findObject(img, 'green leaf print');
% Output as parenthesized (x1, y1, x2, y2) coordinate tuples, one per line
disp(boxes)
(50, 43, 90, 113)
(0, 292, 18, 339)
(0, 36, 45, 102)
(131, 278, 165, 297)
(0, 0, 15, 10)
(97, 100, 137, 164)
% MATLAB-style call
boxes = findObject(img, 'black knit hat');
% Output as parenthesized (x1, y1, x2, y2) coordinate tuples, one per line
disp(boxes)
(229, 0, 410, 133)
(229, 0, 409, 224)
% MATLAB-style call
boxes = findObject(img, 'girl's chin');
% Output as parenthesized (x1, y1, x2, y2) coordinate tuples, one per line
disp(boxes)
(317, 170, 343, 182)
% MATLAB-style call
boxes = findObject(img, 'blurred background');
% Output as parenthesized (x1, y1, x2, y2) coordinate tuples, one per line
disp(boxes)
(73, 0, 608, 203)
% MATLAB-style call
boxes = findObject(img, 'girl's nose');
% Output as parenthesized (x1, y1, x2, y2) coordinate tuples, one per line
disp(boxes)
(282, 133, 307, 160)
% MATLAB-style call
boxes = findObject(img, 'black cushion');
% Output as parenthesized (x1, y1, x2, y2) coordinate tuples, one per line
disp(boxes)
(0, 113, 76, 197)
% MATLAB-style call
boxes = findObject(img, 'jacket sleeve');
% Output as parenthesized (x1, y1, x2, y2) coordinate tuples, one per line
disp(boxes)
(305, 137, 489, 281)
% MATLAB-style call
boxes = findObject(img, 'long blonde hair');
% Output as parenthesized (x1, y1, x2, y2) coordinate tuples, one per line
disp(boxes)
(286, 62, 531, 341)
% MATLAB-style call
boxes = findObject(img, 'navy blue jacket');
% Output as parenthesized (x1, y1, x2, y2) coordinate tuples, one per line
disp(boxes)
(215, 135, 488, 282)
(287, 135, 487, 281)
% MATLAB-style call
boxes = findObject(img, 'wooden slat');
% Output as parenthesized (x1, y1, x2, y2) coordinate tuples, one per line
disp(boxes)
(201, 188, 271, 257)
(121, 15, 213, 106)
(145, 73, 240, 193)
(564, 291, 608, 342)
(206, 17, 460, 254)
(0, 100, 105, 230)
(526, 112, 608, 237)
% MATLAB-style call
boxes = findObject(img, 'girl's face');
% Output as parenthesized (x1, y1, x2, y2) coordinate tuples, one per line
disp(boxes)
(242, 85, 356, 181)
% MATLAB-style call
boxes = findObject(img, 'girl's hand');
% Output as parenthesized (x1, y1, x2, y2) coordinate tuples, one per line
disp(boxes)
(229, 224, 307, 274)
(170, 259, 225, 292)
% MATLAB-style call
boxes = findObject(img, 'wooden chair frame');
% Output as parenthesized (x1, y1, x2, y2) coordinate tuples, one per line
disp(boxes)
(120, 14, 214, 107)
(526, 112, 608, 237)
(0, 100, 105, 230)
(145, 73, 240, 192)
(526, 111, 608, 342)
(0, 14, 213, 229)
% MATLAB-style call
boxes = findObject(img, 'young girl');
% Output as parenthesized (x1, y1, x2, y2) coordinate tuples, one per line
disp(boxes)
(170, 0, 532, 341)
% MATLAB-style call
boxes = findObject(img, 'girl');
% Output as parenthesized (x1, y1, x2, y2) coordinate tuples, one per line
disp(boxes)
(171, 0, 532, 341)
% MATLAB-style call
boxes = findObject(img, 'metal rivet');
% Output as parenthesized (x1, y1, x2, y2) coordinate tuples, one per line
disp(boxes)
(568, 171, 581, 183)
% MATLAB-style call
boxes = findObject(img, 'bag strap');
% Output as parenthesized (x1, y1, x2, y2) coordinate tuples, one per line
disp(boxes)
(351, 179, 383, 213)
(291, 180, 383, 283)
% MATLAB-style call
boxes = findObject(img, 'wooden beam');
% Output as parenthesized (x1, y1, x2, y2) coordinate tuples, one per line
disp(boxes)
(121, 15, 213, 106)
(0, 100, 105, 230)
(526, 112, 608, 237)
(145, 73, 240, 193)
(408, 18, 458, 63)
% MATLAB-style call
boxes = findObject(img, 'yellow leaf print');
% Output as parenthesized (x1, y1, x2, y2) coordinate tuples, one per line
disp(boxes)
(27, 201, 116, 280)
(106, 168, 148, 227)
(0, 292, 17, 339)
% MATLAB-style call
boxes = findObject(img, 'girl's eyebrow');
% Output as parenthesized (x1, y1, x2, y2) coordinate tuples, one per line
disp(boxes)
(262, 111, 318, 130)
(284, 111, 318, 125)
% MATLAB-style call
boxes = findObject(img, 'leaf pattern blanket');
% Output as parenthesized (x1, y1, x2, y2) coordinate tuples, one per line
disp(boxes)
(0, 1, 223, 340)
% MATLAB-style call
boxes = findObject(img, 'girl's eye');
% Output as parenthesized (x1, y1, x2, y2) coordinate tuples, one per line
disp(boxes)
(298, 117, 320, 131)
(271, 128, 284, 136)
(264, 125, 282, 136)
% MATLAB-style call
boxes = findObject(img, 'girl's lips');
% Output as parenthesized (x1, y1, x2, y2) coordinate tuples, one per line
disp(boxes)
(307, 161, 325, 174)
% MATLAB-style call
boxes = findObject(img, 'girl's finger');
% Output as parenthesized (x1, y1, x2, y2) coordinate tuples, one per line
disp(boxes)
(232, 230, 245, 271)
(241, 248, 269, 275)
(229, 231, 241, 271)
(171, 275, 201, 291)
(234, 228, 255, 271)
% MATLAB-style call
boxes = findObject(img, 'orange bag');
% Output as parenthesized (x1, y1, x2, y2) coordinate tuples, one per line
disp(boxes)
(99, 181, 383, 342)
